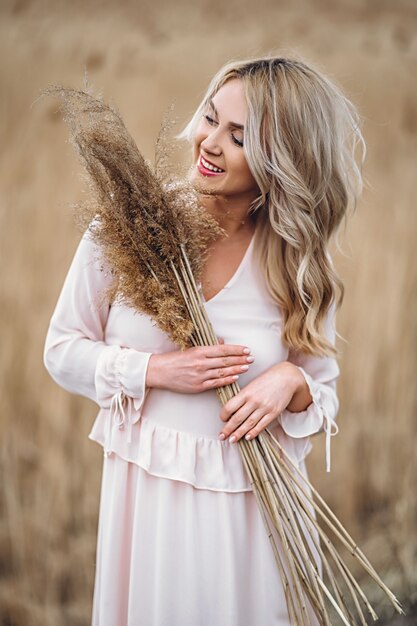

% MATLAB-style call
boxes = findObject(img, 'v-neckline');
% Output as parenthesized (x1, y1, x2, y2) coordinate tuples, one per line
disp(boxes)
(199, 228, 257, 305)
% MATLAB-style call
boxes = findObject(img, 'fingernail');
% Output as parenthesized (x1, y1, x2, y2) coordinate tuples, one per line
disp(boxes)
(245, 434, 252, 440)
(243, 348, 251, 354)
(246, 356, 255, 363)
(229, 435, 236, 443)
(218, 433, 225, 440)
(232, 375, 239, 380)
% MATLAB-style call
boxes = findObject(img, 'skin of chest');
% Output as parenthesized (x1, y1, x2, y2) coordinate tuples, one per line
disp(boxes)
(201, 233, 253, 301)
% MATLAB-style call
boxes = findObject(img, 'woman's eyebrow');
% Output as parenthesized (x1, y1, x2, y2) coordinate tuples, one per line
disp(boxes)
(208, 99, 244, 130)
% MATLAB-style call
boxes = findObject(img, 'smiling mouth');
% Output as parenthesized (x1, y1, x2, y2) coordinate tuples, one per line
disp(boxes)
(197, 155, 225, 176)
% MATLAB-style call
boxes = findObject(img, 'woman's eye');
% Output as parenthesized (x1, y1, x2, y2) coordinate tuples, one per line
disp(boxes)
(203, 114, 243, 147)
(232, 134, 244, 147)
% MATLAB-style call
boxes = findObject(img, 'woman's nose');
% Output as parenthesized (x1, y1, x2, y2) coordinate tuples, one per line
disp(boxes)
(200, 127, 222, 155)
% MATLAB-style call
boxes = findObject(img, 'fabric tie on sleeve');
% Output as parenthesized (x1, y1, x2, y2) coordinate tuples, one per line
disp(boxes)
(322, 406, 339, 473)
(104, 390, 135, 456)
(278, 364, 340, 473)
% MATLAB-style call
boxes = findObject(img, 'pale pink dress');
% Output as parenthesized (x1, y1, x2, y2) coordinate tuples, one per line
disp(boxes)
(43, 225, 340, 626)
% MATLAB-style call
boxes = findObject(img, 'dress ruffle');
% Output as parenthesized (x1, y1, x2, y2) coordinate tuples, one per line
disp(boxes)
(88, 399, 318, 494)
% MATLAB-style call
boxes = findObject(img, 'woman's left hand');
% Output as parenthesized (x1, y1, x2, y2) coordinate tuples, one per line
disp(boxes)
(218, 361, 311, 443)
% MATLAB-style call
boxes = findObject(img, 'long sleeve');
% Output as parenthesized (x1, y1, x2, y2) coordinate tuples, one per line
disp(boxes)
(278, 301, 340, 472)
(43, 227, 153, 441)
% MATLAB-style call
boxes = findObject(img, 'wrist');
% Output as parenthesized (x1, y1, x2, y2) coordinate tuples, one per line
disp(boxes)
(283, 363, 313, 413)
(272, 361, 303, 393)
(145, 354, 165, 389)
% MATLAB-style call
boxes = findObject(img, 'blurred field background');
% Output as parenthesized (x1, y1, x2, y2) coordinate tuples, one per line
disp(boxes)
(0, 0, 416, 624)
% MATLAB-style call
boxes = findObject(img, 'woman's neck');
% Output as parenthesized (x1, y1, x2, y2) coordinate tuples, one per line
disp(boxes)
(199, 193, 258, 239)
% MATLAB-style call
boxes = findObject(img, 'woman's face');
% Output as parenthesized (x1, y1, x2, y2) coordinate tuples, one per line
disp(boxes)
(189, 79, 259, 201)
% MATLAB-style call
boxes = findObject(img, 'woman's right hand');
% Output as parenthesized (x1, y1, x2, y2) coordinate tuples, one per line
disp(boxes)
(145, 340, 255, 394)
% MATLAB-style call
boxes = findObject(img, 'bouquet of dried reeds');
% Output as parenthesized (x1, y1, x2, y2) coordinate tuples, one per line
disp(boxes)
(40, 83, 405, 625)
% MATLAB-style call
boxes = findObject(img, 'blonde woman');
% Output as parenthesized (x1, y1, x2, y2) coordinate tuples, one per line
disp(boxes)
(44, 55, 365, 625)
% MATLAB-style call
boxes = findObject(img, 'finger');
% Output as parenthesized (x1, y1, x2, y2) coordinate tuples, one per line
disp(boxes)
(223, 407, 264, 441)
(241, 413, 276, 442)
(217, 336, 225, 345)
(204, 364, 248, 381)
(219, 394, 248, 422)
(206, 356, 253, 373)
(205, 344, 251, 358)
(201, 374, 240, 391)
(223, 411, 275, 443)
(219, 400, 255, 434)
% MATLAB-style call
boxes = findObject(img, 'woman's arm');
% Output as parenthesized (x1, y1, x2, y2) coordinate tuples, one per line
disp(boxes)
(44, 226, 258, 412)
(278, 300, 340, 472)
(43, 227, 152, 415)
(217, 301, 340, 472)
(285, 368, 314, 412)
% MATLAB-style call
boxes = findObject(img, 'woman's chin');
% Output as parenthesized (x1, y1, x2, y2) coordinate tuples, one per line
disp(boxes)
(188, 170, 219, 195)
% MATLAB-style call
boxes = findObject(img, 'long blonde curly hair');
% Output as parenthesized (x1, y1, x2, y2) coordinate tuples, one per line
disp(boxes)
(177, 55, 366, 357)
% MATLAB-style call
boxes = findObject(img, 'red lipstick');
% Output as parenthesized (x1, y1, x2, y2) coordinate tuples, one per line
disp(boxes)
(197, 155, 225, 177)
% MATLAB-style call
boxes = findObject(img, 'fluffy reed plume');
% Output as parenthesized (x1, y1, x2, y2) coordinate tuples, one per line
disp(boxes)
(41, 84, 405, 624)
(40, 82, 225, 348)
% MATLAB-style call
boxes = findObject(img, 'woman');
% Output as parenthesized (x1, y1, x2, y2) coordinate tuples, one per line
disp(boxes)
(44, 55, 365, 625)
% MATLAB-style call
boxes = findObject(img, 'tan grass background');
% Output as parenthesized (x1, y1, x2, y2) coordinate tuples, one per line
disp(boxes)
(0, 0, 416, 624)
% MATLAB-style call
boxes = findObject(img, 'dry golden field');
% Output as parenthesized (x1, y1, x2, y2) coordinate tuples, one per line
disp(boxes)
(1, 0, 416, 624)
